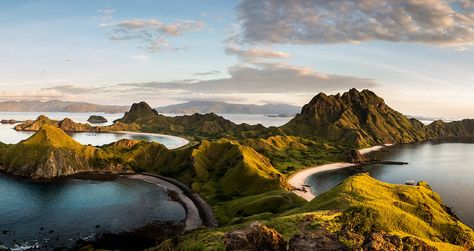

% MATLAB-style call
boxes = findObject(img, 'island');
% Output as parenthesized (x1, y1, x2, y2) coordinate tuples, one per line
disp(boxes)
(87, 115, 108, 124)
(4, 88, 474, 250)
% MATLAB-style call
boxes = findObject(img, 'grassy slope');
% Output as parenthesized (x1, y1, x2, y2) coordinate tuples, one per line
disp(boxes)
(0, 125, 98, 178)
(242, 135, 347, 173)
(98, 138, 303, 225)
(160, 174, 474, 251)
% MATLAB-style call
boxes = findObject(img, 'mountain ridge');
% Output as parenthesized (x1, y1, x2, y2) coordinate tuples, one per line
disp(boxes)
(156, 101, 299, 115)
(0, 100, 129, 113)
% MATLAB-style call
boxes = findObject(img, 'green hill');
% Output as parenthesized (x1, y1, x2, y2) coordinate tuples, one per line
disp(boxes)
(428, 119, 474, 139)
(110, 101, 266, 139)
(0, 125, 99, 179)
(282, 89, 435, 148)
(163, 174, 474, 250)
(14, 115, 96, 132)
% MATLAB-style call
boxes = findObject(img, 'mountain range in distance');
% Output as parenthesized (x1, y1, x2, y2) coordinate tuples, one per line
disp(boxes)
(156, 101, 300, 115)
(0, 100, 300, 115)
(0, 100, 129, 113)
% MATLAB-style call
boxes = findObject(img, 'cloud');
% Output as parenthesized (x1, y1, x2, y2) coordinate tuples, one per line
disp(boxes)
(225, 46, 290, 61)
(43, 85, 103, 95)
(102, 19, 204, 52)
(120, 63, 377, 94)
(194, 70, 221, 76)
(237, 0, 474, 45)
(37, 64, 377, 106)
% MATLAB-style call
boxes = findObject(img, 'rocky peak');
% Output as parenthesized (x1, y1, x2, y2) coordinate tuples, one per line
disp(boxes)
(117, 101, 158, 124)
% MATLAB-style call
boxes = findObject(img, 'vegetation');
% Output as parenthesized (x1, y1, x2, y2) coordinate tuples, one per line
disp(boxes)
(157, 174, 474, 250)
(5, 89, 474, 250)
(242, 135, 347, 173)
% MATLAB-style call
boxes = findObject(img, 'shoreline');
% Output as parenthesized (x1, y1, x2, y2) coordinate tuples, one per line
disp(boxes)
(127, 174, 203, 231)
(288, 144, 393, 201)
(111, 130, 190, 149)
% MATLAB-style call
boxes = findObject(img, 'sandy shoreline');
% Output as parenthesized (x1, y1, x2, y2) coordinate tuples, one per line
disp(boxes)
(288, 144, 393, 201)
(113, 131, 190, 149)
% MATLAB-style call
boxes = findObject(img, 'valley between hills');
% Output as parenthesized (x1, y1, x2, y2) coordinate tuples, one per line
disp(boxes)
(2, 88, 474, 250)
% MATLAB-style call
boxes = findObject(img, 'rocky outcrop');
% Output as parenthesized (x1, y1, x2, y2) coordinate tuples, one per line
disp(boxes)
(346, 149, 366, 163)
(87, 115, 108, 124)
(224, 222, 287, 251)
(289, 228, 347, 251)
(364, 231, 437, 251)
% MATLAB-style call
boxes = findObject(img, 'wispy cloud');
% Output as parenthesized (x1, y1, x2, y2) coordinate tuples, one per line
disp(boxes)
(237, 0, 474, 45)
(194, 70, 221, 76)
(225, 46, 290, 61)
(102, 19, 204, 52)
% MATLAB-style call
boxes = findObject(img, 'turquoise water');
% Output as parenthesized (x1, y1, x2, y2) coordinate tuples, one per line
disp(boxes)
(307, 143, 474, 227)
(0, 175, 185, 249)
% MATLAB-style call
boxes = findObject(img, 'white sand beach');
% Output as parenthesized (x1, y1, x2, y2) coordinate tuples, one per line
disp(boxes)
(113, 131, 190, 149)
(288, 144, 392, 201)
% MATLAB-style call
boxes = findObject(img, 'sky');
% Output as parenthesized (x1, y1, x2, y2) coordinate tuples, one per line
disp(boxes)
(0, 0, 473, 119)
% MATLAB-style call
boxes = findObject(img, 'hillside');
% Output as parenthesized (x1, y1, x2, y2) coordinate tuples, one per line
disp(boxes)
(157, 101, 300, 115)
(163, 174, 474, 250)
(282, 89, 435, 148)
(0, 125, 99, 179)
(97, 138, 303, 224)
(428, 119, 474, 139)
(14, 115, 97, 132)
(0, 100, 128, 113)
(112, 101, 267, 139)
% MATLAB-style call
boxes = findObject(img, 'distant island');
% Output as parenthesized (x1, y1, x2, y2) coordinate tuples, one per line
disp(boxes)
(0, 100, 129, 113)
(156, 101, 300, 115)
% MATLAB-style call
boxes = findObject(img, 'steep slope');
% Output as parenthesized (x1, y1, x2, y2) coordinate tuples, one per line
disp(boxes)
(116, 101, 159, 124)
(428, 119, 474, 139)
(191, 139, 289, 200)
(157, 101, 299, 115)
(167, 174, 474, 250)
(0, 100, 128, 113)
(283, 89, 435, 147)
(0, 125, 99, 179)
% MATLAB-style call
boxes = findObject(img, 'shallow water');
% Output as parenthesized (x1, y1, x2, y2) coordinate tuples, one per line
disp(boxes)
(307, 142, 474, 227)
(0, 175, 185, 249)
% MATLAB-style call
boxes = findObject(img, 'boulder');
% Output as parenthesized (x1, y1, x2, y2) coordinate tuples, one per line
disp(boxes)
(224, 222, 286, 251)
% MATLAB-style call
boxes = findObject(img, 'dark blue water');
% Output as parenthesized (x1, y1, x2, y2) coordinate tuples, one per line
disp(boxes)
(0, 175, 186, 250)
(307, 143, 474, 227)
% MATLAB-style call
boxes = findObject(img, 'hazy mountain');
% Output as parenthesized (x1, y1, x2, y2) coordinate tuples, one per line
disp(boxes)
(156, 101, 300, 115)
(0, 100, 129, 113)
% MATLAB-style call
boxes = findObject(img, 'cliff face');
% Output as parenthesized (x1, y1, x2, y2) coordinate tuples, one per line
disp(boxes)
(283, 89, 435, 147)
(0, 125, 98, 179)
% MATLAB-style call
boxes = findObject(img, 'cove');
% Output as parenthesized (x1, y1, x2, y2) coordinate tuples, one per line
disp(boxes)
(307, 142, 474, 227)
(0, 175, 186, 250)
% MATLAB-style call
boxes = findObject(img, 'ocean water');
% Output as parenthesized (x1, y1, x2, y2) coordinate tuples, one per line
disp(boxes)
(0, 175, 185, 249)
(307, 142, 474, 227)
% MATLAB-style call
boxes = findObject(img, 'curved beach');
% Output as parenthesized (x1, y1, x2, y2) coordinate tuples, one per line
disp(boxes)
(288, 144, 392, 201)
(112, 131, 190, 149)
